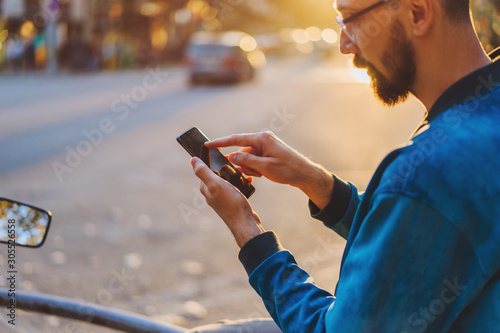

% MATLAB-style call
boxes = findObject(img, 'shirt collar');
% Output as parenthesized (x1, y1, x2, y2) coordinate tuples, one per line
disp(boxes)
(426, 47, 500, 123)
(411, 47, 500, 138)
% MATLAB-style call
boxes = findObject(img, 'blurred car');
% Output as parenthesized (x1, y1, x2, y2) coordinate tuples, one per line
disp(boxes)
(184, 31, 265, 84)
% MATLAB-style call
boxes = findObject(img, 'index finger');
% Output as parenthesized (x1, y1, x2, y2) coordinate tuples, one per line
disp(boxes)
(205, 133, 262, 149)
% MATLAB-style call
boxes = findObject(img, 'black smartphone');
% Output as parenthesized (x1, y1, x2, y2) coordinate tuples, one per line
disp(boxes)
(177, 127, 255, 199)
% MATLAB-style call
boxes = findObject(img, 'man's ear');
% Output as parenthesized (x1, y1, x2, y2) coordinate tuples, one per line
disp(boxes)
(408, 0, 434, 37)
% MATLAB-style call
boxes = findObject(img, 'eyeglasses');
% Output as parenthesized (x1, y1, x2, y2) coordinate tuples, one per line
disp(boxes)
(335, 0, 389, 44)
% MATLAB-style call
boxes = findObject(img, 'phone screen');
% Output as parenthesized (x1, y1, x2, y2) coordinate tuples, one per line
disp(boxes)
(177, 127, 255, 198)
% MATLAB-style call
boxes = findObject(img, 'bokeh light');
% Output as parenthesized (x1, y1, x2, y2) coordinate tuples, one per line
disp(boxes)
(247, 49, 267, 68)
(321, 28, 338, 44)
(20, 21, 35, 39)
(175, 9, 192, 24)
(141, 2, 161, 17)
(239, 36, 258, 52)
(187, 0, 207, 15)
(306, 26, 322, 42)
(292, 29, 310, 44)
(151, 29, 168, 50)
(0, 30, 8, 43)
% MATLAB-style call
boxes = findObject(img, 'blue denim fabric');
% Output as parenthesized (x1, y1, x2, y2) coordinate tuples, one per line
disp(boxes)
(240, 59, 500, 332)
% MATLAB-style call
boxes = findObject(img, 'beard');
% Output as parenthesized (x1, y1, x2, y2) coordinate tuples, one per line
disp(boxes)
(353, 19, 417, 106)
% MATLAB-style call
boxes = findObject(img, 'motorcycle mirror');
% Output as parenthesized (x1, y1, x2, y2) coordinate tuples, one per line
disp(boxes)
(0, 198, 52, 248)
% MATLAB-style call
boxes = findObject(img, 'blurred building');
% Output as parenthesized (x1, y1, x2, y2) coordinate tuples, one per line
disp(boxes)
(0, 0, 199, 70)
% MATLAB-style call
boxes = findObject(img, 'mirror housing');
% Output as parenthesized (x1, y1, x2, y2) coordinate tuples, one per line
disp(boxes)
(0, 198, 52, 248)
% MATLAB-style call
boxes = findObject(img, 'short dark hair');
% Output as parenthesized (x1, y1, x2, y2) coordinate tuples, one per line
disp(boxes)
(441, 0, 471, 23)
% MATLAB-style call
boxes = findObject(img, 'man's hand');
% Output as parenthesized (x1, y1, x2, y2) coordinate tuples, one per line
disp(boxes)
(191, 157, 265, 248)
(205, 132, 334, 209)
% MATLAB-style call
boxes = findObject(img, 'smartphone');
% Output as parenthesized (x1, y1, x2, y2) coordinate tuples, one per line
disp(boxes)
(177, 127, 255, 199)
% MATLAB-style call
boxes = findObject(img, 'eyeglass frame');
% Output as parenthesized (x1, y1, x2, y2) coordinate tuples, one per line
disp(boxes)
(335, 0, 390, 43)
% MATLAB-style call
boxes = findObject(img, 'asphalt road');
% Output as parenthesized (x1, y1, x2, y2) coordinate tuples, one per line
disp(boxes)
(0, 53, 424, 332)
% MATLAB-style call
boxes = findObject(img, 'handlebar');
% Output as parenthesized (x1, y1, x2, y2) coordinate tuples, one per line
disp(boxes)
(0, 288, 187, 332)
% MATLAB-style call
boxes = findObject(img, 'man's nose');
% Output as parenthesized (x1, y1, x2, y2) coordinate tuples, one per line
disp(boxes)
(339, 30, 359, 55)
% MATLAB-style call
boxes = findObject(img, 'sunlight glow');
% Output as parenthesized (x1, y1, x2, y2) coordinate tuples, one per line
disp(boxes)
(352, 68, 371, 84)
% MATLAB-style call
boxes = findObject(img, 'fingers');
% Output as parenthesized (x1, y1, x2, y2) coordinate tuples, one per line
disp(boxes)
(233, 147, 262, 177)
(205, 133, 262, 149)
(238, 146, 259, 155)
(236, 166, 262, 178)
(227, 152, 267, 175)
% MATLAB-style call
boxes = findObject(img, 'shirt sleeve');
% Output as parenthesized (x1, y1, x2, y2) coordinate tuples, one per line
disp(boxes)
(308, 175, 361, 239)
(242, 192, 485, 333)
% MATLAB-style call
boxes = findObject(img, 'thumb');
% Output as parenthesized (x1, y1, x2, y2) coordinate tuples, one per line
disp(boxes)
(191, 157, 225, 199)
(191, 157, 218, 184)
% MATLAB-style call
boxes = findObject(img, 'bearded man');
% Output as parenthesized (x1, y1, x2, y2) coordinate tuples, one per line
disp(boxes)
(188, 0, 500, 331)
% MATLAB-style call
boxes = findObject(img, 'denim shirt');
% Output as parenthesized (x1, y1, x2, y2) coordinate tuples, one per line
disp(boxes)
(238, 54, 500, 332)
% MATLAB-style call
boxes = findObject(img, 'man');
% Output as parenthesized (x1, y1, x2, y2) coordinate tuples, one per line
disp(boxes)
(188, 0, 500, 331)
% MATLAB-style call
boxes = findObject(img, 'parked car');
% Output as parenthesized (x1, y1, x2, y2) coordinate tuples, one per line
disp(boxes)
(184, 31, 264, 84)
